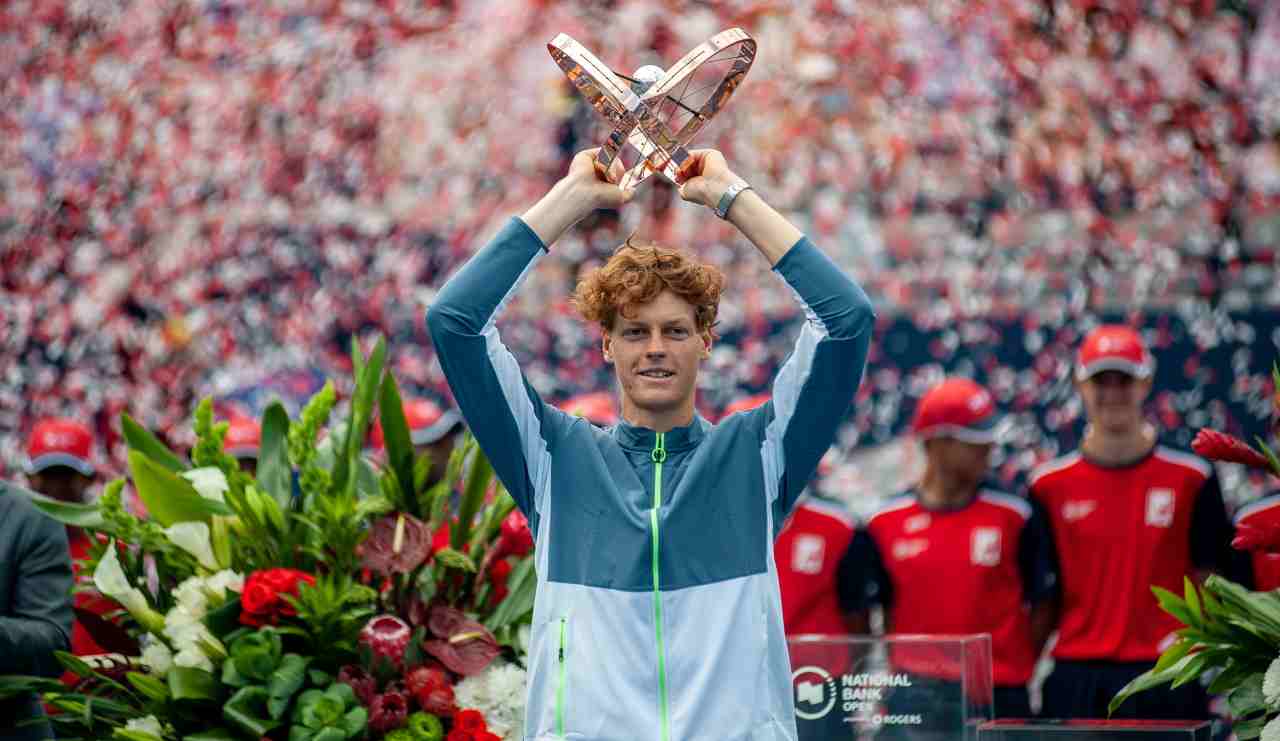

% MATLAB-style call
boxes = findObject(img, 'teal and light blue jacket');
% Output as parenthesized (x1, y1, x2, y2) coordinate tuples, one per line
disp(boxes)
(427, 218, 874, 741)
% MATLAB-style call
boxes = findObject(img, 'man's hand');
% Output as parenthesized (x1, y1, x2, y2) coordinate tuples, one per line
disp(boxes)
(676, 149, 742, 210)
(522, 149, 630, 247)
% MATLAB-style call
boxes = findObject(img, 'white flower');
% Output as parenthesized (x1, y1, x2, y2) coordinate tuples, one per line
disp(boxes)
(122, 715, 164, 739)
(173, 646, 214, 673)
(1263, 714, 1280, 741)
(1266, 657, 1280, 708)
(455, 661, 527, 740)
(140, 640, 173, 678)
(93, 543, 165, 633)
(181, 467, 228, 503)
(164, 521, 221, 571)
(173, 576, 210, 615)
(205, 569, 244, 599)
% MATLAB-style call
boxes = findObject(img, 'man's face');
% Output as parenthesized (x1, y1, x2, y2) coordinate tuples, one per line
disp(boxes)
(1078, 370, 1151, 435)
(603, 290, 710, 421)
(926, 437, 993, 490)
(27, 466, 93, 504)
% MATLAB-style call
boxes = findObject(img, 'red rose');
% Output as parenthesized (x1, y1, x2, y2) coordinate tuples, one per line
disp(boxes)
(475, 733, 501, 741)
(239, 581, 280, 626)
(446, 732, 474, 741)
(453, 709, 487, 732)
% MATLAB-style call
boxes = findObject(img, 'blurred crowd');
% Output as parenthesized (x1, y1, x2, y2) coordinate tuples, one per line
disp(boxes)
(2, 0, 1278, 496)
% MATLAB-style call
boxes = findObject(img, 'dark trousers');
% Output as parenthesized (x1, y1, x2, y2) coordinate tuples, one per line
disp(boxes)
(1040, 659, 1211, 720)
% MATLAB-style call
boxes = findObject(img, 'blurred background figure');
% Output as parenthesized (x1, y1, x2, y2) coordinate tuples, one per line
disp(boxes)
(839, 378, 1059, 722)
(22, 417, 112, 679)
(223, 416, 261, 476)
(370, 396, 465, 491)
(0, 481, 73, 741)
(1030, 326, 1236, 719)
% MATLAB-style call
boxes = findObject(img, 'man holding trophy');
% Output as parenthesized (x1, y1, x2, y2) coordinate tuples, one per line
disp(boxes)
(429, 133, 874, 741)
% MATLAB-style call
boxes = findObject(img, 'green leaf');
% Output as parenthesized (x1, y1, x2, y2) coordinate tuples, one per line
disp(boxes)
(128, 451, 232, 526)
(0, 674, 65, 699)
(122, 413, 189, 472)
(268, 654, 312, 720)
(1235, 715, 1268, 740)
(435, 547, 476, 573)
(183, 730, 238, 741)
(113, 731, 163, 741)
(126, 672, 170, 703)
(1183, 577, 1202, 621)
(204, 596, 244, 640)
(8, 484, 107, 529)
(485, 555, 537, 632)
(1170, 652, 1209, 688)
(168, 666, 221, 704)
(258, 402, 294, 511)
(54, 651, 96, 680)
(1257, 436, 1280, 478)
(223, 686, 280, 737)
(312, 729, 345, 741)
(452, 441, 493, 550)
(379, 372, 418, 512)
(342, 706, 368, 736)
(1227, 673, 1267, 717)
(1109, 653, 1194, 716)
(1151, 586, 1198, 628)
(335, 338, 386, 498)
(1151, 638, 1193, 674)
(231, 629, 284, 681)
(308, 669, 332, 687)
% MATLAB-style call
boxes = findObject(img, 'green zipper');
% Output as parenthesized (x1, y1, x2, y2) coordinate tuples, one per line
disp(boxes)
(650, 432, 670, 741)
(557, 616, 567, 738)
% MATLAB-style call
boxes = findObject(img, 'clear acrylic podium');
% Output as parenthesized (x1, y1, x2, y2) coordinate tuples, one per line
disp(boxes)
(787, 634, 994, 740)
(977, 720, 1213, 740)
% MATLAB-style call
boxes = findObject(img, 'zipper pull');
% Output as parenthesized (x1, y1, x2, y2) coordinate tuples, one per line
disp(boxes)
(651, 432, 667, 463)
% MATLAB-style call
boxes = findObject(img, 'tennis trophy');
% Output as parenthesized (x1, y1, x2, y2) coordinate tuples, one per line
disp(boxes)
(548, 29, 756, 192)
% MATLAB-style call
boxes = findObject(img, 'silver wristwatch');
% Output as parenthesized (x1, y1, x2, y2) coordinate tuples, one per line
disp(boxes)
(715, 180, 752, 220)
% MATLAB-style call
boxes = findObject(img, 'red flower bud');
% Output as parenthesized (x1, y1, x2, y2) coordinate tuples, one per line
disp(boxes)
(1191, 429, 1271, 470)
(498, 510, 533, 557)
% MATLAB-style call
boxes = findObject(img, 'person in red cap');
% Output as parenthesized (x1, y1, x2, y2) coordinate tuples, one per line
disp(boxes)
(24, 418, 96, 506)
(22, 418, 112, 690)
(837, 377, 1060, 721)
(224, 416, 261, 476)
(1029, 324, 1236, 719)
(371, 397, 465, 491)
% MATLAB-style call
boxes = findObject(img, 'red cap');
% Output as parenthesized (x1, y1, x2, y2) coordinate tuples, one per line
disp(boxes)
(25, 418, 96, 476)
(911, 378, 1001, 444)
(1076, 325, 1153, 381)
(370, 397, 463, 450)
(224, 417, 261, 459)
(559, 392, 619, 426)
(720, 392, 771, 421)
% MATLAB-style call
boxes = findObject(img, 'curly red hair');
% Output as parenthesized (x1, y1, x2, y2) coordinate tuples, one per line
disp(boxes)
(572, 238, 725, 337)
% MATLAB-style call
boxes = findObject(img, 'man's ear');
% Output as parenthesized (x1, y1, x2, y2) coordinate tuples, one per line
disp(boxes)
(602, 332, 614, 364)
(701, 331, 713, 359)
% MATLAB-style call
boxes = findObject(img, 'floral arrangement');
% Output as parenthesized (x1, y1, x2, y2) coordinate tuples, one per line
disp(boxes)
(1111, 363, 1280, 738)
(0, 340, 534, 740)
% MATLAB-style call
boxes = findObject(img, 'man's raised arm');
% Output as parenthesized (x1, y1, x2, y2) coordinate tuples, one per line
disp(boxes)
(426, 151, 626, 516)
(678, 149, 877, 516)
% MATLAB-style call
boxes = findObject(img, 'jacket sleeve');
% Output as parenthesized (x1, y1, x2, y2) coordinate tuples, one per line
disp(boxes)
(760, 237, 876, 520)
(0, 504, 73, 676)
(427, 217, 565, 522)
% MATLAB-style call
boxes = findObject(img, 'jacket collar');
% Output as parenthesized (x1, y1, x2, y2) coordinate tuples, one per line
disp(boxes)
(613, 414, 708, 452)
